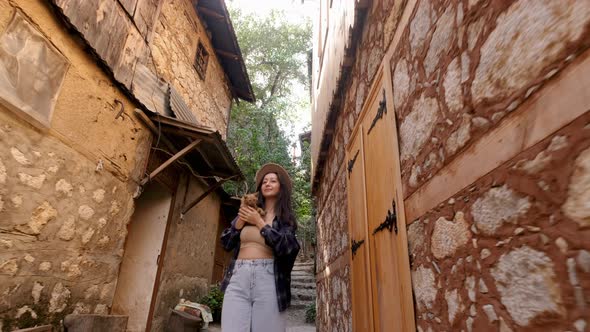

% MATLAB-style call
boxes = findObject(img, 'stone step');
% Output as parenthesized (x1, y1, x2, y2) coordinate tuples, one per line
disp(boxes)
(294, 262, 314, 267)
(290, 300, 315, 310)
(291, 282, 316, 289)
(291, 270, 314, 277)
(292, 265, 314, 271)
(292, 289, 316, 301)
(291, 275, 315, 283)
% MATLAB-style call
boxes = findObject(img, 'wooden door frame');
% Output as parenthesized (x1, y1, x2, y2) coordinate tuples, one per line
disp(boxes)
(144, 173, 187, 331)
(382, 60, 416, 330)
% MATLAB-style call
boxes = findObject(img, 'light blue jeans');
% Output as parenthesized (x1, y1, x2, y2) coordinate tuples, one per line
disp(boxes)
(221, 259, 286, 332)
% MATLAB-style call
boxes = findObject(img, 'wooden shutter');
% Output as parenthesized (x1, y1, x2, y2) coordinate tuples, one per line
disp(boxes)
(346, 66, 415, 331)
(346, 128, 374, 332)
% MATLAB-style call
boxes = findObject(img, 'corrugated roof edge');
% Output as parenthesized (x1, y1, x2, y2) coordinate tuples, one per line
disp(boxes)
(194, 0, 255, 103)
(145, 110, 245, 182)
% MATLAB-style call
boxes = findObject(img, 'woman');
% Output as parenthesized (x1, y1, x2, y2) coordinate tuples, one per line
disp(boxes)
(220, 163, 300, 332)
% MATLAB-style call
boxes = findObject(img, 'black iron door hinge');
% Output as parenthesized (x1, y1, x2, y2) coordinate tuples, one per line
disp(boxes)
(367, 89, 387, 135)
(372, 200, 398, 235)
(347, 150, 360, 178)
(351, 238, 365, 259)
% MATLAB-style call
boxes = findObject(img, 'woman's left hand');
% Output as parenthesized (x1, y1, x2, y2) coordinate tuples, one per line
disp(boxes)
(238, 206, 264, 228)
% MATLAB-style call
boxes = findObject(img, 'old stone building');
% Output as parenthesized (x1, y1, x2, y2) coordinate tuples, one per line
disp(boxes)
(311, 0, 590, 331)
(0, 0, 252, 331)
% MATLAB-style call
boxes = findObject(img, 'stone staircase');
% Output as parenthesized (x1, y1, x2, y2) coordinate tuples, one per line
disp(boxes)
(290, 260, 316, 310)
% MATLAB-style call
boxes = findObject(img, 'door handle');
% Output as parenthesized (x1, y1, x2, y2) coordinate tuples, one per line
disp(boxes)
(372, 200, 398, 235)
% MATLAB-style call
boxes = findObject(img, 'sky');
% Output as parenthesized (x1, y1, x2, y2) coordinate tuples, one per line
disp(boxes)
(227, 0, 318, 157)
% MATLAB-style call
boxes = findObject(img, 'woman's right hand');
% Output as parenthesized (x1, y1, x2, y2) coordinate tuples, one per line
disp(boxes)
(235, 215, 245, 230)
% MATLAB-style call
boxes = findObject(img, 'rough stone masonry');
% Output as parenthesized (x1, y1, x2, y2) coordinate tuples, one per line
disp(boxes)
(312, 0, 590, 331)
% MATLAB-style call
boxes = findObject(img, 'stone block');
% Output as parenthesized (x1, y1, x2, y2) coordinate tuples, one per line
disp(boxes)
(472, 1, 590, 104)
(471, 185, 530, 235)
(562, 147, 590, 228)
(491, 246, 563, 326)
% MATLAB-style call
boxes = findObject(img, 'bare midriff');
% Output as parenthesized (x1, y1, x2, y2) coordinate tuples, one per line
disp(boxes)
(238, 225, 273, 259)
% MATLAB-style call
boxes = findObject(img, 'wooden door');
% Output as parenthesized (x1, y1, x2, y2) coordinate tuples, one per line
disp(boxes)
(346, 66, 415, 331)
(346, 128, 374, 332)
(112, 181, 172, 332)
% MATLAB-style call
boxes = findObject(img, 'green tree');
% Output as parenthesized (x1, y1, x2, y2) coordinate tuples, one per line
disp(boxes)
(225, 6, 312, 208)
(225, 6, 314, 249)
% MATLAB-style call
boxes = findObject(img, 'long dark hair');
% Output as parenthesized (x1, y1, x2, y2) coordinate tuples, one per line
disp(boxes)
(257, 172, 297, 230)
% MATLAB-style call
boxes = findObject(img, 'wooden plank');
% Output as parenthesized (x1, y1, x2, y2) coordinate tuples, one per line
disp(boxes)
(118, 0, 138, 16)
(131, 63, 170, 115)
(382, 60, 416, 331)
(133, 0, 162, 41)
(197, 6, 225, 20)
(52, 0, 140, 88)
(181, 175, 237, 216)
(346, 124, 374, 332)
(215, 48, 239, 60)
(116, 22, 146, 88)
(361, 71, 405, 332)
(134, 108, 177, 153)
(141, 138, 202, 185)
(405, 51, 590, 223)
(311, 0, 365, 180)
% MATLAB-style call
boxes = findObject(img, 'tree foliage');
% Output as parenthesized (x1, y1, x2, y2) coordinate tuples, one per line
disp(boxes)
(224, 6, 314, 243)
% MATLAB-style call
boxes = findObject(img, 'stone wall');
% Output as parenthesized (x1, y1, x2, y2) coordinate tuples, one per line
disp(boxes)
(0, 0, 234, 330)
(313, 0, 590, 331)
(150, 0, 233, 137)
(409, 113, 590, 331)
(0, 0, 151, 329)
(314, 0, 406, 330)
(393, 0, 590, 199)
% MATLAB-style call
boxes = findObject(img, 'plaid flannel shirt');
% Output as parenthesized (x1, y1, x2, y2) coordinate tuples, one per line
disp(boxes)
(219, 216, 300, 312)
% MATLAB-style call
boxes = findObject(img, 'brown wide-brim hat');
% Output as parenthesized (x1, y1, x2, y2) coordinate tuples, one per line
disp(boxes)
(255, 163, 292, 192)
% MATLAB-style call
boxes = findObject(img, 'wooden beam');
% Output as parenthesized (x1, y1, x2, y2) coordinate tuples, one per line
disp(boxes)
(181, 175, 238, 216)
(134, 109, 177, 153)
(404, 51, 590, 223)
(215, 48, 239, 60)
(197, 6, 224, 20)
(231, 85, 253, 100)
(141, 139, 202, 185)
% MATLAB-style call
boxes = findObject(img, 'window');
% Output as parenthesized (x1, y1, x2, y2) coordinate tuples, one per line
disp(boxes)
(0, 10, 69, 128)
(194, 41, 209, 80)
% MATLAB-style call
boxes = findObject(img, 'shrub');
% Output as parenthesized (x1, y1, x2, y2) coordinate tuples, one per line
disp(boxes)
(199, 286, 224, 322)
(305, 302, 316, 324)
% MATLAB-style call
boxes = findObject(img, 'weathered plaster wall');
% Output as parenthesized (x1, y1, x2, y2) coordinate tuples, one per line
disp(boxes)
(0, 1, 151, 329)
(150, 175, 222, 331)
(150, 0, 233, 137)
(314, 0, 590, 331)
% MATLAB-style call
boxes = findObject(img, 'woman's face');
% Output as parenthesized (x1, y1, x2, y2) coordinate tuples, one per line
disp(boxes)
(261, 173, 280, 199)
